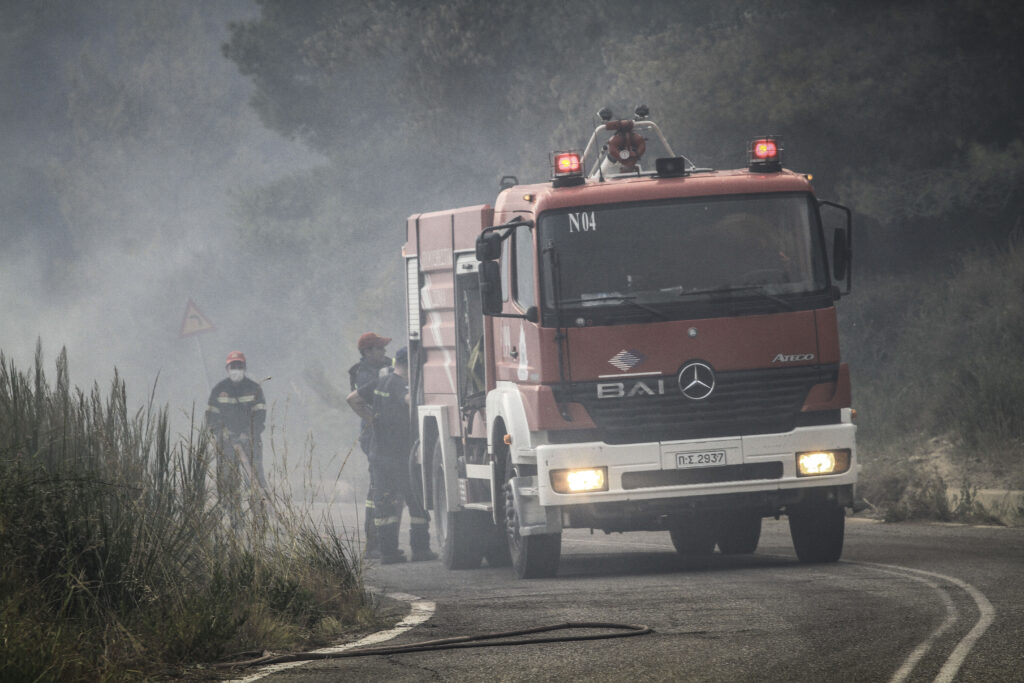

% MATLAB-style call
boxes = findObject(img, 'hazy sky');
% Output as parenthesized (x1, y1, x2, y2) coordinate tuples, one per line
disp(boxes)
(0, 2, 355, 489)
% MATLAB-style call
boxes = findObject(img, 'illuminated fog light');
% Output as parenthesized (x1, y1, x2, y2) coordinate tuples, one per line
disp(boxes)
(796, 450, 851, 477)
(551, 467, 608, 493)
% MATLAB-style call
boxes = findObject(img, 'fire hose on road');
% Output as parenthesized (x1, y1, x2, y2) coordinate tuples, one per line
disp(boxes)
(219, 621, 654, 669)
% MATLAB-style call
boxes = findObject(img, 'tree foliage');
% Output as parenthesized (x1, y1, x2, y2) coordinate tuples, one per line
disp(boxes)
(225, 0, 1024, 270)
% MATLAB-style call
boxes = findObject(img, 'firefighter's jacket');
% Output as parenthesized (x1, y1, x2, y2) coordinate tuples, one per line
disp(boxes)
(206, 376, 266, 437)
(349, 355, 391, 454)
(356, 371, 410, 463)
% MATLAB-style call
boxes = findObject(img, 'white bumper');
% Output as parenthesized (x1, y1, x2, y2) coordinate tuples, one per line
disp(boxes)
(535, 421, 857, 507)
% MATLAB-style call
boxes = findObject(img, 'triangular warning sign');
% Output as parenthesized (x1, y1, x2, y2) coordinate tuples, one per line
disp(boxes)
(180, 299, 216, 337)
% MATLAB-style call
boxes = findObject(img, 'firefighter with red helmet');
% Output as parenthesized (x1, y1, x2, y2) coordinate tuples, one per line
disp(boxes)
(347, 346, 437, 563)
(348, 332, 392, 558)
(206, 351, 267, 524)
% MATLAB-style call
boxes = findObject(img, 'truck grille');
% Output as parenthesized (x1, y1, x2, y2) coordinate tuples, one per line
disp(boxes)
(556, 364, 838, 445)
(622, 462, 783, 489)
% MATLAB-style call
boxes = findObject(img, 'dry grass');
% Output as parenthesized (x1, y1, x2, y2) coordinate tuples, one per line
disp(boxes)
(843, 237, 1024, 523)
(0, 344, 383, 681)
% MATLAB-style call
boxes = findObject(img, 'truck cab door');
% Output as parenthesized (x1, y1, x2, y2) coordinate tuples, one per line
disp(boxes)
(455, 254, 487, 418)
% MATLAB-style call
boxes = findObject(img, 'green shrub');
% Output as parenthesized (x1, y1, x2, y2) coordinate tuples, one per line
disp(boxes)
(844, 237, 1024, 518)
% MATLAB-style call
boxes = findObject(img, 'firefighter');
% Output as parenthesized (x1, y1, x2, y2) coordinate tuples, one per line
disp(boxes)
(206, 351, 267, 526)
(347, 346, 437, 564)
(348, 332, 392, 558)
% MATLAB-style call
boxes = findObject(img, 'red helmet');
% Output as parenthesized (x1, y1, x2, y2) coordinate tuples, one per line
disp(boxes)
(358, 332, 391, 352)
(225, 350, 246, 368)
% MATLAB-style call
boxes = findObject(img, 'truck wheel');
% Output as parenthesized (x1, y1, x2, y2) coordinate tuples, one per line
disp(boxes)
(502, 457, 560, 578)
(788, 504, 845, 563)
(432, 442, 483, 569)
(669, 519, 716, 557)
(716, 512, 762, 555)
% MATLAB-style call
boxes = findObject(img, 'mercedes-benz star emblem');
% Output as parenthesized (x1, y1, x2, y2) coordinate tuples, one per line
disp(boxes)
(678, 361, 715, 400)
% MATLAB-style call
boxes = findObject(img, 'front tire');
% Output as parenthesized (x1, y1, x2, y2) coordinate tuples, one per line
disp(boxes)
(432, 441, 483, 569)
(716, 512, 762, 555)
(502, 457, 560, 578)
(669, 518, 716, 557)
(789, 504, 845, 563)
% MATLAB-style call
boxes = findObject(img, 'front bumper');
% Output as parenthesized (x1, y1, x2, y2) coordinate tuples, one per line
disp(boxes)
(534, 421, 857, 509)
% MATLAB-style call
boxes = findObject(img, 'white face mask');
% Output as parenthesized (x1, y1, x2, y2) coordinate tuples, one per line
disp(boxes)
(228, 369, 245, 383)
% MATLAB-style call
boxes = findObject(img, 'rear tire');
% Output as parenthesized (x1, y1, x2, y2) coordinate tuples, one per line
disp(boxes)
(483, 519, 512, 567)
(502, 456, 560, 578)
(669, 519, 716, 557)
(716, 512, 762, 555)
(789, 504, 845, 563)
(432, 441, 483, 569)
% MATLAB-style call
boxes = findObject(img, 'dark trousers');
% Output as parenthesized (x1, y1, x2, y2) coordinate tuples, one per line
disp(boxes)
(215, 433, 266, 529)
(360, 436, 379, 553)
(371, 456, 430, 555)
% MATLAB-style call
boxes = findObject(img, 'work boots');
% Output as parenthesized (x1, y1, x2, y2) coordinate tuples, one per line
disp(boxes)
(410, 522, 438, 562)
(377, 522, 406, 564)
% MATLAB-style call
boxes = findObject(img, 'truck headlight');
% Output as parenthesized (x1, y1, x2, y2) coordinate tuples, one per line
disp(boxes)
(551, 467, 608, 493)
(796, 450, 851, 477)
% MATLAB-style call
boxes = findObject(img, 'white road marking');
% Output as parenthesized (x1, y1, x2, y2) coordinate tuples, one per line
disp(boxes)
(230, 591, 435, 682)
(858, 564, 959, 683)
(853, 562, 996, 683)
(566, 533, 997, 681)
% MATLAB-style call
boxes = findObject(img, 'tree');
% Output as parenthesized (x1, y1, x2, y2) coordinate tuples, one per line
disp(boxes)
(225, 0, 1024, 271)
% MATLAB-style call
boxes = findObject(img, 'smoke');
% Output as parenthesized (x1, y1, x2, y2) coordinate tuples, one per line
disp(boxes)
(0, 1, 352, 495)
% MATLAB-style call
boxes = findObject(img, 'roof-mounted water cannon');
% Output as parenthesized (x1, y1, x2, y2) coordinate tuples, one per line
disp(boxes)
(605, 120, 647, 171)
(578, 106, 685, 179)
(748, 136, 783, 172)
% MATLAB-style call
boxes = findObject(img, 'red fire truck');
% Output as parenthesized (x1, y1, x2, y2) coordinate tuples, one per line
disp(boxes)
(403, 107, 855, 578)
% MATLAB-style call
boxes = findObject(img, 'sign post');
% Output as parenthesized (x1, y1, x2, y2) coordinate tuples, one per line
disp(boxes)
(180, 299, 216, 388)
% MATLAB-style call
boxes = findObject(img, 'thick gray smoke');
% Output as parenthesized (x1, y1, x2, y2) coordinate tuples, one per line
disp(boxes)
(0, 1, 361, 503)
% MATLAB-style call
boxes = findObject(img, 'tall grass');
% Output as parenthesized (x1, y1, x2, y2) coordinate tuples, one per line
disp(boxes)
(0, 345, 377, 681)
(842, 235, 1024, 519)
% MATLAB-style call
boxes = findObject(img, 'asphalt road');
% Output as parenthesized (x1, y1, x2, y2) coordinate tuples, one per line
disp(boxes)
(236, 517, 1024, 682)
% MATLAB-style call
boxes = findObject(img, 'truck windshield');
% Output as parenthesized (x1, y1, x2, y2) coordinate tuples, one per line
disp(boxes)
(539, 193, 829, 322)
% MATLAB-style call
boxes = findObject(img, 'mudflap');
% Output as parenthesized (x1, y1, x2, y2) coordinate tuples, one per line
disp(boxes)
(510, 475, 561, 536)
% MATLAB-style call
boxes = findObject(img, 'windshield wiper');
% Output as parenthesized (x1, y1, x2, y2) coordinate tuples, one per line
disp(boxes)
(677, 284, 794, 310)
(559, 294, 669, 319)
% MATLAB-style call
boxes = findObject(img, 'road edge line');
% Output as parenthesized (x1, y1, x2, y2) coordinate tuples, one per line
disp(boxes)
(230, 590, 435, 682)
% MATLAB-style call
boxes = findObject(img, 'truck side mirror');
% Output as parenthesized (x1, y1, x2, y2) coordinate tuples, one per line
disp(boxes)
(819, 200, 852, 296)
(832, 227, 848, 281)
(479, 260, 503, 315)
(476, 232, 503, 262)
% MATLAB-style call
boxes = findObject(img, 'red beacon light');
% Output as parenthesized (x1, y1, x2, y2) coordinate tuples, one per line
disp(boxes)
(552, 150, 585, 187)
(748, 136, 782, 172)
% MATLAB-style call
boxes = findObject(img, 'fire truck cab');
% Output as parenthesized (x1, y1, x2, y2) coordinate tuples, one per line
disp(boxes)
(403, 108, 855, 578)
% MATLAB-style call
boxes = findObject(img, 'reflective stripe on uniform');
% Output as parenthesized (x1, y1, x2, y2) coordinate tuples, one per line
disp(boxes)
(208, 406, 221, 414)
(409, 516, 428, 526)
(253, 404, 265, 411)
(374, 515, 400, 526)
(365, 500, 375, 508)
(217, 396, 238, 404)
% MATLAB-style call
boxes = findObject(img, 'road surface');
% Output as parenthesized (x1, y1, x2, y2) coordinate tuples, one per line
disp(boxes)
(235, 516, 1024, 682)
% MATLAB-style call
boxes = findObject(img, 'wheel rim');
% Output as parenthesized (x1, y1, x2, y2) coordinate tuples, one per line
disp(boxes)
(503, 469, 521, 555)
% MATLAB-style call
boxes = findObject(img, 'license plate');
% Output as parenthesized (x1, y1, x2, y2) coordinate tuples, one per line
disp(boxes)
(675, 449, 728, 468)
